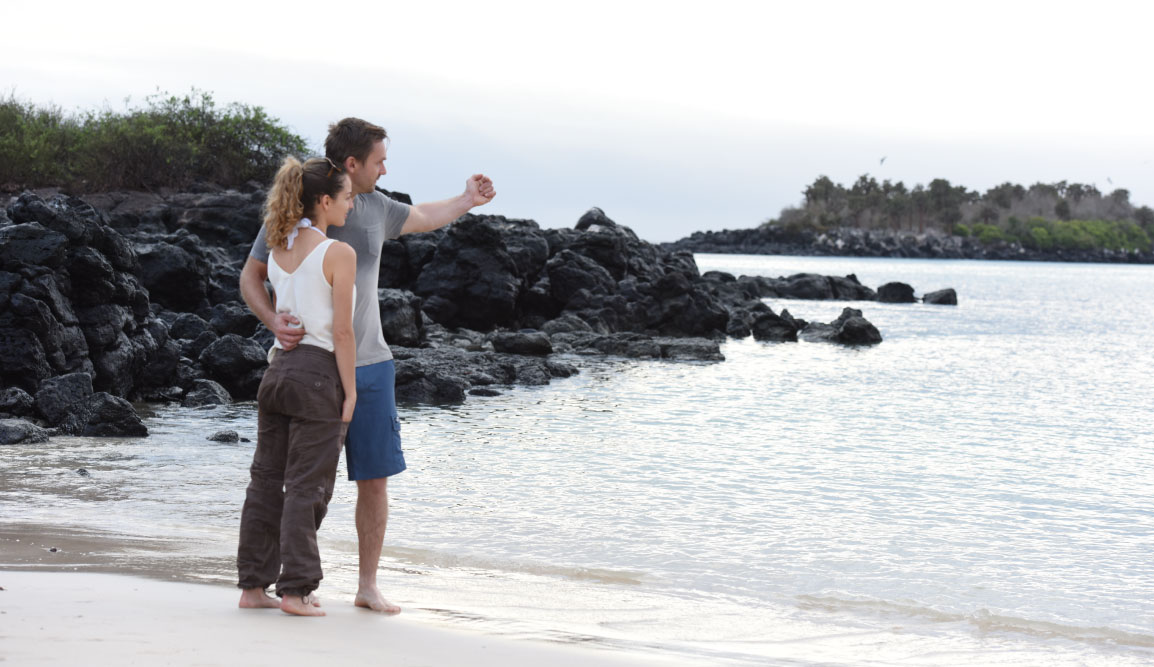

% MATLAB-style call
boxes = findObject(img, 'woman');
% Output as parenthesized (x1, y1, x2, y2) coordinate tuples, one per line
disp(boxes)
(236, 156, 357, 617)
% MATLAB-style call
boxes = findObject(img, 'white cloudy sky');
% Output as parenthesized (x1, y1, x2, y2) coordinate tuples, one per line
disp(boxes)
(4, 0, 1153, 241)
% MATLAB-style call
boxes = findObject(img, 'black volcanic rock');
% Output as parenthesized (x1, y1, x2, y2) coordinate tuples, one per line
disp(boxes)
(414, 218, 523, 331)
(83, 392, 148, 437)
(0, 387, 35, 417)
(544, 249, 617, 307)
(34, 372, 94, 434)
(135, 242, 206, 312)
(209, 301, 260, 337)
(489, 331, 552, 356)
(182, 379, 232, 407)
(923, 288, 958, 305)
(378, 289, 424, 347)
(197, 334, 266, 400)
(750, 305, 800, 342)
(170, 313, 213, 340)
(800, 308, 883, 345)
(0, 418, 50, 445)
(877, 282, 917, 303)
(0, 223, 69, 269)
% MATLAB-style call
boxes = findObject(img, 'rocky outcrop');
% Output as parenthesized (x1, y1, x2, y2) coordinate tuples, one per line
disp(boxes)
(4, 187, 929, 419)
(664, 225, 1154, 264)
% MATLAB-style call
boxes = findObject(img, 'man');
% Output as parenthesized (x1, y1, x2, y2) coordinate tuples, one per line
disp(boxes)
(240, 117, 496, 613)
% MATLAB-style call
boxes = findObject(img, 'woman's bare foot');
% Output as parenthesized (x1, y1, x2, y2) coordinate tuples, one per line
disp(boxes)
(281, 594, 326, 616)
(354, 585, 401, 614)
(238, 588, 281, 609)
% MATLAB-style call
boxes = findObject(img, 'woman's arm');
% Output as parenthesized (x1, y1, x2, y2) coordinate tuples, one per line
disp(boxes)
(326, 242, 358, 422)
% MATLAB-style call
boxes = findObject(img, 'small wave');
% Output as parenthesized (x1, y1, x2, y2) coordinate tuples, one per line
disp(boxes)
(376, 545, 646, 586)
(796, 594, 1154, 648)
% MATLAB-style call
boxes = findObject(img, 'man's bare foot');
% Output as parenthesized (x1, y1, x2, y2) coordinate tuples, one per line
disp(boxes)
(303, 593, 322, 608)
(238, 588, 280, 609)
(281, 594, 326, 616)
(354, 585, 401, 614)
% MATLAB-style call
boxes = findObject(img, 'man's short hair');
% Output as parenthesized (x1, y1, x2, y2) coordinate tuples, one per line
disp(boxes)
(325, 118, 388, 165)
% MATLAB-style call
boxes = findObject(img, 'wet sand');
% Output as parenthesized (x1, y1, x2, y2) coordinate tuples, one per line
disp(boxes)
(0, 570, 677, 666)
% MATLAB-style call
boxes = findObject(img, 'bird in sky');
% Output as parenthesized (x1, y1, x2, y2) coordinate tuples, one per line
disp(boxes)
(879, 156, 887, 166)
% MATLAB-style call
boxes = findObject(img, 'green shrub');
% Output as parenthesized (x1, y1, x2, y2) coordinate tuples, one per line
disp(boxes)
(1028, 226, 1053, 250)
(0, 89, 306, 191)
(971, 223, 1005, 245)
(954, 223, 971, 237)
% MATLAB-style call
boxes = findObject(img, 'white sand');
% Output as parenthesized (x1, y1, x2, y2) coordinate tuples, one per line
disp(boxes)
(0, 570, 676, 666)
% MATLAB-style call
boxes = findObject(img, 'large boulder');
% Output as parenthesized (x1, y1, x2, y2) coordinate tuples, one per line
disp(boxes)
(34, 372, 95, 434)
(414, 218, 523, 330)
(182, 379, 232, 407)
(0, 223, 69, 270)
(0, 387, 35, 417)
(0, 418, 50, 445)
(198, 334, 267, 399)
(750, 305, 800, 342)
(800, 308, 883, 345)
(82, 392, 148, 437)
(209, 302, 260, 337)
(923, 288, 958, 305)
(544, 250, 617, 307)
(378, 289, 424, 347)
(135, 241, 208, 312)
(0, 317, 53, 392)
(169, 313, 213, 340)
(877, 282, 917, 303)
(489, 331, 552, 356)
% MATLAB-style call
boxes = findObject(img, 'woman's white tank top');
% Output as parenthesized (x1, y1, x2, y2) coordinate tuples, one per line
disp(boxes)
(267, 237, 354, 358)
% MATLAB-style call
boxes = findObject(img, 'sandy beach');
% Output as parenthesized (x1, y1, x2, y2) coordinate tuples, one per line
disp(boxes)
(0, 569, 677, 666)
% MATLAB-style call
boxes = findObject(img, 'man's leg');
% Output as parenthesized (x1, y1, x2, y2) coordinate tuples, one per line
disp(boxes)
(354, 477, 400, 613)
(345, 360, 405, 614)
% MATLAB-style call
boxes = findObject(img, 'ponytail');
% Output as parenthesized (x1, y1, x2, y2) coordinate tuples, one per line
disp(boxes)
(263, 156, 348, 249)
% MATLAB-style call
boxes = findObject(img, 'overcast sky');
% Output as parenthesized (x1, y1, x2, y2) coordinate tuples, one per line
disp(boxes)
(4, 1, 1153, 241)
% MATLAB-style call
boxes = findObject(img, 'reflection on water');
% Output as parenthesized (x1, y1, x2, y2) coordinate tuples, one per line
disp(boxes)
(2, 255, 1153, 665)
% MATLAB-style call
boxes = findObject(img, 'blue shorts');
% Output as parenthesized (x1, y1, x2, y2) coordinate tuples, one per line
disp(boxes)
(345, 360, 406, 481)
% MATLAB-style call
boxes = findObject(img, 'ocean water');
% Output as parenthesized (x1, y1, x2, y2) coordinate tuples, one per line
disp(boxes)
(2, 254, 1152, 665)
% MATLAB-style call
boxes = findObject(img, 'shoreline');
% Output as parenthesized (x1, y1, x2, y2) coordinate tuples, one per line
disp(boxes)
(0, 569, 680, 666)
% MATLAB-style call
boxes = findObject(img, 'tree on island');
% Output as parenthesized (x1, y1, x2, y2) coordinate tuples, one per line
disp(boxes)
(773, 174, 1152, 253)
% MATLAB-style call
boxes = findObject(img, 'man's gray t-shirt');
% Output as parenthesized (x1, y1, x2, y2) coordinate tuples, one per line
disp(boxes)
(249, 191, 410, 366)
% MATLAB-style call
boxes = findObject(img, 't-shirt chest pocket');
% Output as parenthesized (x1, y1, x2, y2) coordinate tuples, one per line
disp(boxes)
(360, 222, 384, 259)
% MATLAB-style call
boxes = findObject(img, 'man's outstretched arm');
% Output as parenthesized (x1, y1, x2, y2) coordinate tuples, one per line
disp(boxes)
(401, 174, 496, 235)
(239, 256, 305, 350)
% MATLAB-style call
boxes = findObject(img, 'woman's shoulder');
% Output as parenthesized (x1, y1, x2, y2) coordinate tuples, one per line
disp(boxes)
(322, 239, 357, 270)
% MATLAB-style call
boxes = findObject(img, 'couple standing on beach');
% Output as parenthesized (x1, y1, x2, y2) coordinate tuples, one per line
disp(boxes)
(234, 118, 496, 616)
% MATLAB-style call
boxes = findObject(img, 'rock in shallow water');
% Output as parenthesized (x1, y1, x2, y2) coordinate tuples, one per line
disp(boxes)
(923, 288, 958, 305)
(207, 430, 240, 443)
(877, 282, 917, 303)
(182, 379, 232, 407)
(82, 392, 148, 437)
(0, 418, 50, 445)
(800, 308, 883, 346)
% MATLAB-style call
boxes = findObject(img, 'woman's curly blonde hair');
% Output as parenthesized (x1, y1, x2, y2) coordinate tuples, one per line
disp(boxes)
(263, 156, 346, 249)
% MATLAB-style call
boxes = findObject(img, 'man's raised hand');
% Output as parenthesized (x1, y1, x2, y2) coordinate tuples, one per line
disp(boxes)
(467, 174, 496, 207)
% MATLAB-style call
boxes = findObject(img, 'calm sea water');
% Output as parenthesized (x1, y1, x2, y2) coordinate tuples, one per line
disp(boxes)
(3, 254, 1152, 665)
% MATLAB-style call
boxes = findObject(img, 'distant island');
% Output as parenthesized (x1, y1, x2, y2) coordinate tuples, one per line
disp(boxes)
(664, 175, 1154, 263)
